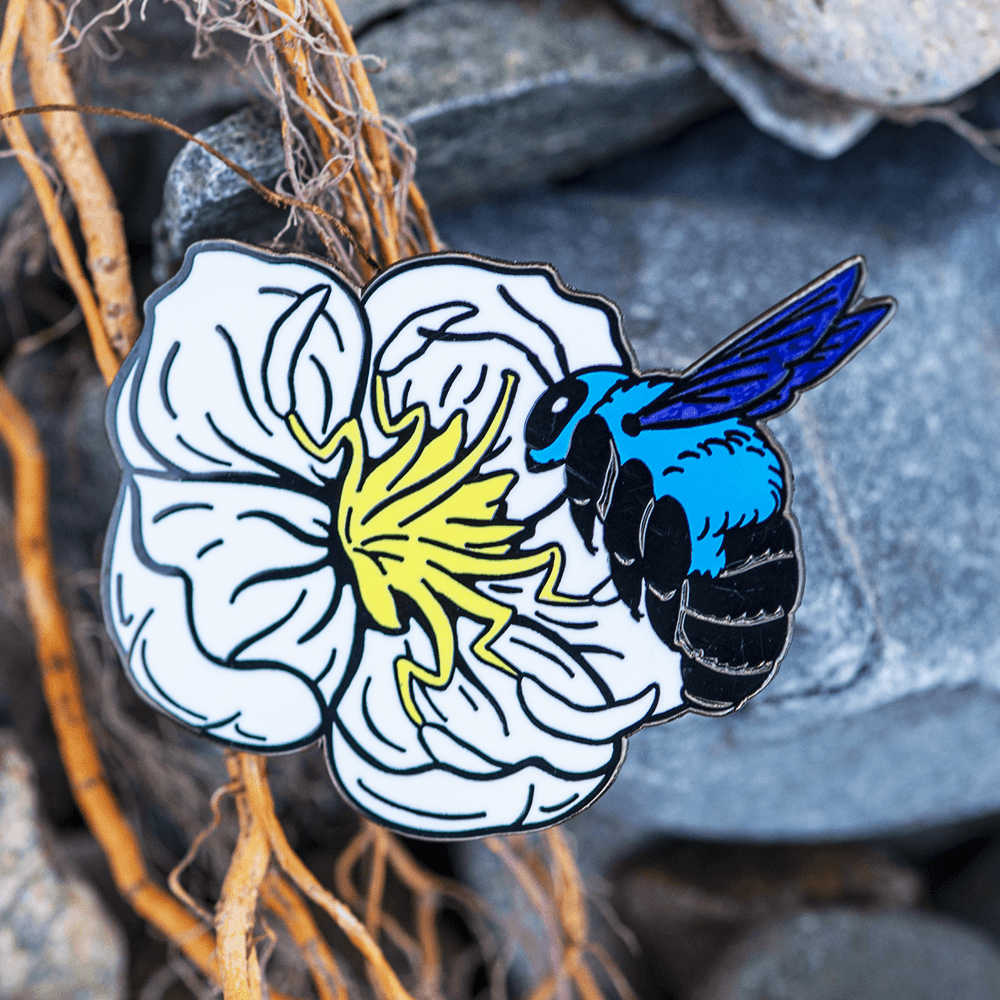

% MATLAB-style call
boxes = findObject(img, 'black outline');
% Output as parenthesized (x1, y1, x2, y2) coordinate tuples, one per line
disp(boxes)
(215, 325, 273, 437)
(159, 341, 180, 419)
(196, 539, 224, 559)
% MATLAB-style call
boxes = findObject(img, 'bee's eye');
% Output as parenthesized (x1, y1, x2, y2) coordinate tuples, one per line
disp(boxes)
(525, 377, 589, 452)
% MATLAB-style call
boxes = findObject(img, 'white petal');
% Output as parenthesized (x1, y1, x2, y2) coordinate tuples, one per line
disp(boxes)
(131, 473, 351, 681)
(105, 481, 324, 748)
(410, 619, 619, 776)
(519, 677, 658, 743)
(418, 726, 503, 775)
(481, 501, 686, 719)
(113, 245, 367, 482)
(264, 284, 329, 418)
(361, 256, 629, 521)
(327, 719, 615, 837)
(327, 612, 624, 836)
(332, 624, 436, 771)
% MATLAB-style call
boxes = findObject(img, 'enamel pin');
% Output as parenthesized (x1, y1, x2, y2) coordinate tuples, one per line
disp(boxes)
(101, 242, 895, 838)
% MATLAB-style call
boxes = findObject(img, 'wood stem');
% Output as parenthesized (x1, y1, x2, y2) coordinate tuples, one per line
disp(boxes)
(239, 752, 418, 1000)
(22, 0, 140, 360)
(217, 752, 271, 1000)
(0, 0, 117, 383)
(0, 373, 220, 979)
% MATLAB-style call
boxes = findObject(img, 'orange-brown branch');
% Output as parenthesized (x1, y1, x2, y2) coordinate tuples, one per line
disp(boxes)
(0, 0, 117, 383)
(239, 752, 419, 1000)
(217, 753, 271, 1000)
(0, 373, 218, 977)
(262, 870, 349, 1000)
(271, 0, 381, 277)
(22, 0, 139, 361)
(0, 103, 381, 273)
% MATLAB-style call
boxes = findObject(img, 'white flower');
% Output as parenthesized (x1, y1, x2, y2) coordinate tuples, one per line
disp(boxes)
(103, 242, 684, 837)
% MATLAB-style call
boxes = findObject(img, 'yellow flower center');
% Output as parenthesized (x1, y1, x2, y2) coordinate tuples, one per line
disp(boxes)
(288, 373, 585, 724)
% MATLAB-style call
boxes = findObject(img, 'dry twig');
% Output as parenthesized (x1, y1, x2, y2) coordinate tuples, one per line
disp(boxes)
(0, 372, 220, 979)
(239, 752, 418, 1000)
(22, 0, 139, 359)
(0, 0, 117, 381)
(217, 752, 272, 1000)
(262, 870, 350, 1000)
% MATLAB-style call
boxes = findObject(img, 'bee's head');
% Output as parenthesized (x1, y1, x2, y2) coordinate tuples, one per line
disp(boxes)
(525, 369, 624, 470)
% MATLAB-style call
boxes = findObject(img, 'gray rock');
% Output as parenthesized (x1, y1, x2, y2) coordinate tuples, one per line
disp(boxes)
(0, 737, 126, 1000)
(364, 0, 726, 203)
(71, 0, 250, 134)
(718, 0, 1000, 106)
(435, 90, 1000, 848)
(615, 845, 922, 997)
(152, 104, 289, 281)
(0, 163, 25, 239)
(152, 0, 727, 269)
(613, 0, 878, 157)
(692, 909, 1000, 1000)
(341, 0, 426, 35)
(935, 840, 1000, 944)
(696, 48, 878, 158)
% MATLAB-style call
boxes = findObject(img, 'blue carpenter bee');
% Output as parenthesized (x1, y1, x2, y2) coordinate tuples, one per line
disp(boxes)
(525, 258, 895, 716)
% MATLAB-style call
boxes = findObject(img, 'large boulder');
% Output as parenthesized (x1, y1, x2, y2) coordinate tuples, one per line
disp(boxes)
(362, 0, 725, 202)
(611, 0, 880, 156)
(717, 0, 1000, 107)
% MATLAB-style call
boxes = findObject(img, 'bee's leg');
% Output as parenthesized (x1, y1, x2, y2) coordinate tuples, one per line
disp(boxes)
(565, 414, 613, 554)
(676, 515, 800, 714)
(642, 495, 692, 643)
(603, 459, 655, 618)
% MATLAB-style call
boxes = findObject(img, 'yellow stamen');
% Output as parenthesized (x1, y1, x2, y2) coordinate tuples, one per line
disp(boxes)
(286, 374, 585, 724)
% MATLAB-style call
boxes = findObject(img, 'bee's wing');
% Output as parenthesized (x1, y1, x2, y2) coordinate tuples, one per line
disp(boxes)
(633, 257, 895, 429)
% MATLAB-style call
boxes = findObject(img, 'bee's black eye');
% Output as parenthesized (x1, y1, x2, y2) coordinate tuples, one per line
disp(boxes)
(525, 377, 589, 452)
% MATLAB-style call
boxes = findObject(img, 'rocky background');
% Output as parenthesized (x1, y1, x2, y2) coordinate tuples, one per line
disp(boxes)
(2, 0, 1000, 997)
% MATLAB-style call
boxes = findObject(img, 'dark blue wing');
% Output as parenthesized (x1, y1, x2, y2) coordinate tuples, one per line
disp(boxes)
(634, 258, 894, 429)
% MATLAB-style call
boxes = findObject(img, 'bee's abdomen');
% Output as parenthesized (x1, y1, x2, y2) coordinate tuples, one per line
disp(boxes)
(659, 515, 800, 715)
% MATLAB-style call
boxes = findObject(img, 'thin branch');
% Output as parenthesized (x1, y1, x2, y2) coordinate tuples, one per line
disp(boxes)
(262, 870, 349, 1000)
(23, 0, 140, 360)
(0, 372, 220, 980)
(0, 0, 117, 382)
(239, 752, 419, 1000)
(217, 752, 271, 1000)
(0, 103, 382, 273)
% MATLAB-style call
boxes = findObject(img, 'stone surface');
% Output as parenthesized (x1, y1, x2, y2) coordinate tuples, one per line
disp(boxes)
(364, 0, 725, 202)
(615, 844, 922, 997)
(152, 104, 289, 281)
(340, 0, 425, 35)
(614, 0, 878, 157)
(935, 840, 1000, 943)
(718, 0, 1000, 106)
(69, 0, 250, 133)
(436, 85, 1000, 848)
(152, 0, 727, 271)
(0, 737, 126, 1000)
(692, 909, 1000, 1000)
(696, 48, 878, 158)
